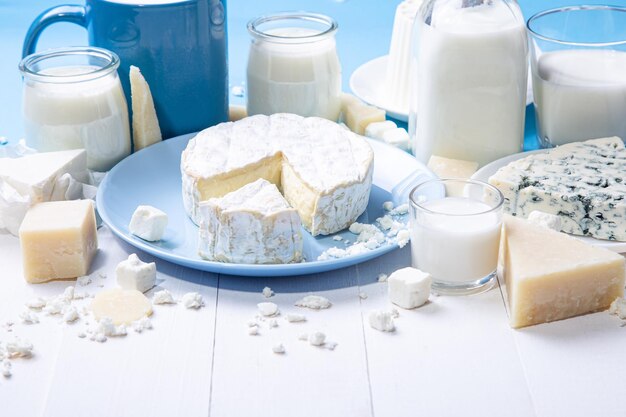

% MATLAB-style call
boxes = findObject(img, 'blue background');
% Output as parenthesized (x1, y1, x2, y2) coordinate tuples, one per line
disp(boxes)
(0, 0, 615, 147)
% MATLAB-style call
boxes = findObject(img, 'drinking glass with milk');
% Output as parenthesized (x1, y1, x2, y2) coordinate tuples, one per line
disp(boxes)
(19, 47, 131, 172)
(410, 0, 528, 167)
(528, 6, 626, 148)
(409, 179, 504, 295)
(246, 12, 342, 121)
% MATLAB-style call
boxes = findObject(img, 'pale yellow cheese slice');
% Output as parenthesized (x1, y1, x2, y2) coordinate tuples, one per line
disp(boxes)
(501, 215, 625, 328)
(130, 65, 162, 151)
(91, 288, 153, 325)
(427, 155, 479, 180)
(344, 103, 386, 135)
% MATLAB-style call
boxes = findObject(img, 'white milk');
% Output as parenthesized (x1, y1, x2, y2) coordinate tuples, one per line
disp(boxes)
(412, 0, 528, 167)
(23, 66, 131, 172)
(247, 27, 342, 121)
(410, 197, 501, 283)
(533, 49, 626, 147)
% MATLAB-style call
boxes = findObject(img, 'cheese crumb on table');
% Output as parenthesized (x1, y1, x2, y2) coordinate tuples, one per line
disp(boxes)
(609, 297, 626, 320)
(77, 275, 92, 287)
(369, 310, 396, 332)
(181, 292, 204, 309)
(132, 317, 153, 333)
(5, 339, 34, 358)
(19, 310, 39, 324)
(152, 289, 176, 305)
(285, 313, 306, 323)
(388, 267, 431, 309)
(268, 319, 278, 328)
(128, 205, 168, 242)
(248, 325, 259, 336)
(62, 306, 79, 323)
(377, 273, 389, 283)
(294, 295, 332, 310)
(257, 302, 279, 317)
(116, 253, 157, 293)
(272, 343, 286, 354)
(25, 297, 46, 310)
(308, 331, 326, 346)
(262, 287, 274, 298)
(359, 292, 368, 300)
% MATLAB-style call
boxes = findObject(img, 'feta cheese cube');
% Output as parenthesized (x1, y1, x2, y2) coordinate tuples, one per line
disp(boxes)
(368, 310, 395, 332)
(388, 267, 431, 309)
(115, 253, 156, 293)
(364, 120, 397, 139)
(128, 205, 168, 241)
(381, 127, 410, 150)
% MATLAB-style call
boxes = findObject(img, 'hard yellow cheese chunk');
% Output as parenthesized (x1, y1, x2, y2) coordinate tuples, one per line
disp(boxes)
(130, 65, 162, 151)
(344, 103, 386, 135)
(91, 288, 153, 325)
(501, 215, 625, 328)
(19, 200, 98, 283)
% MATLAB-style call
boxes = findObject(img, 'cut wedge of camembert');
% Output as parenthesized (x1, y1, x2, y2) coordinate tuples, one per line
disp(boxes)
(489, 137, 626, 241)
(501, 215, 625, 328)
(181, 113, 374, 236)
(198, 179, 303, 264)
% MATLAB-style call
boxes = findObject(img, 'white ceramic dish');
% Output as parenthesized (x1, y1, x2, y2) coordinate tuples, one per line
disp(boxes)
(349, 55, 534, 123)
(97, 133, 436, 277)
(472, 150, 626, 253)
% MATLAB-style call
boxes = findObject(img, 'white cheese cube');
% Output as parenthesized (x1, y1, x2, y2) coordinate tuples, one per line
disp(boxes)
(128, 205, 168, 241)
(381, 127, 410, 151)
(115, 253, 156, 293)
(388, 267, 431, 309)
(527, 210, 562, 232)
(19, 200, 97, 283)
(364, 120, 397, 139)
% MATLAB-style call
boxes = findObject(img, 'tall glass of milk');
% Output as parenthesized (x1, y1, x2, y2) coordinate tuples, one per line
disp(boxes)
(19, 47, 131, 172)
(409, 179, 504, 295)
(246, 12, 342, 121)
(528, 6, 626, 147)
(410, 0, 528, 167)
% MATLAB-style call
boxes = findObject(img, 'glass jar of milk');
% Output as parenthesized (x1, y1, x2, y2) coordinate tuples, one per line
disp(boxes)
(20, 47, 131, 172)
(410, 0, 528, 167)
(246, 12, 342, 121)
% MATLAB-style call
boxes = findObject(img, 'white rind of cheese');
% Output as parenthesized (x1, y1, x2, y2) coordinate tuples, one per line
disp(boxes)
(115, 253, 156, 293)
(130, 65, 162, 151)
(128, 205, 168, 241)
(501, 215, 625, 328)
(0, 149, 88, 235)
(181, 114, 374, 236)
(489, 137, 626, 241)
(198, 179, 303, 264)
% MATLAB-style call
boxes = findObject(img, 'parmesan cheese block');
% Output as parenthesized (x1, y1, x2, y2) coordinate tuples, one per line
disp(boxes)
(501, 215, 625, 328)
(198, 179, 303, 264)
(19, 200, 98, 283)
(181, 113, 374, 236)
(130, 65, 162, 151)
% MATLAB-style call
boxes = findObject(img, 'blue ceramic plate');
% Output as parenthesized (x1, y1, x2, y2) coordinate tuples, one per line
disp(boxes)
(96, 133, 435, 276)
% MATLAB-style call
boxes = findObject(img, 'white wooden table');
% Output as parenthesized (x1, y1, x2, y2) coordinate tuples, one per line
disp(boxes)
(2, 225, 626, 417)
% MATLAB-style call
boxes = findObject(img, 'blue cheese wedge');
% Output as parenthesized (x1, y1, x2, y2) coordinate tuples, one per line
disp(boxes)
(488, 137, 626, 241)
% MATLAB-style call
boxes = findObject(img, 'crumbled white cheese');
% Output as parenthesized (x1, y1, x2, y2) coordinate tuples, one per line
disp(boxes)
(295, 295, 332, 310)
(43, 297, 68, 316)
(25, 297, 46, 310)
(2, 360, 11, 378)
(19, 310, 39, 324)
(62, 306, 80, 323)
(132, 317, 153, 333)
(382, 201, 394, 211)
(528, 210, 562, 232)
(262, 287, 274, 298)
(323, 340, 338, 351)
(609, 297, 626, 320)
(298, 333, 309, 341)
(369, 310, 396, 332)
(77, 275, 92, 286)
(396, 229, 410, 248)
(389, 203, 409, 216)
(332, 235, 343, 241)
(377, 273, 388, 282)
(181, 292, 204, 309)
(72, 291, 89, 300)
(90, 318, 127, 342)
(272, 343, 286, 354)
(308, 331, 326, 346)
(257, 302, 279, 317)
(377, 215, 394, 231)
(268, 319, 278, 328)
(285, 313, 306, 323)
(60, 286, 75, 302)
(77, 331, 87, 339)
(153, 289, 176, 305)
(391, 308, 400, 318)
(349, 222, 385, 246)
(359, 292, 368, 300)
(5, 339, 34, 358)
(248, 325, 259, 336)
(97, 272, 107, 280)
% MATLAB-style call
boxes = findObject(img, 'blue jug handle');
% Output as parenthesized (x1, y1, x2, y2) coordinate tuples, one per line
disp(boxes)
(23, 5, 87, 58)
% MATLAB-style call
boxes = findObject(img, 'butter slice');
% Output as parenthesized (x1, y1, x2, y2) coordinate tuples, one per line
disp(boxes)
(501, 215, 625, 328)
(130, 65, 162, 151)
(19, 200, 98, 283)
